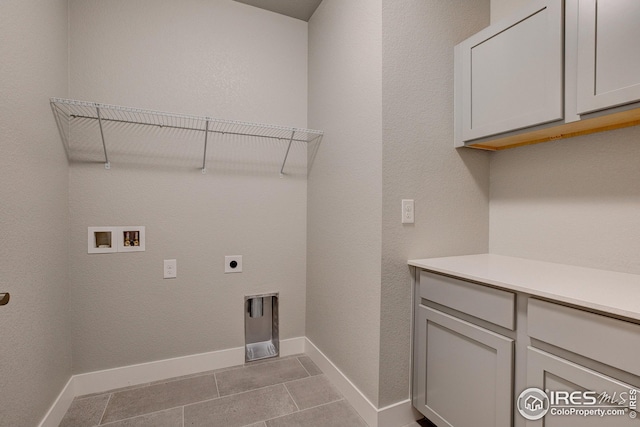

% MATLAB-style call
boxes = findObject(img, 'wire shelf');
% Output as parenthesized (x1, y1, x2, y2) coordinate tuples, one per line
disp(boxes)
(50, 98, 323, 175)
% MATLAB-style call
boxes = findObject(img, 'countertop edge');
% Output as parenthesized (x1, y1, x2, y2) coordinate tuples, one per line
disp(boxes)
(409, 255, 640, 322)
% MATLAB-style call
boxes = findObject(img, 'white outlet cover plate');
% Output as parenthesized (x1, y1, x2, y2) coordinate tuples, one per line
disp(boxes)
(225, 255, 243, 273)
(164, 259, 177, 279)
(402, 199, 415, 224)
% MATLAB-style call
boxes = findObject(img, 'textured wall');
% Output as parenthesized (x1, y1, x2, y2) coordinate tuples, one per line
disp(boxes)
(68, 0, 309, 374)
(380, 0, 491, 407)
(491, 0, 530, 22)
(0, 0, 71, 425)
(490, 127, 640, 274)
(489, 0, 640, 274)
(307, 0, 383, 406)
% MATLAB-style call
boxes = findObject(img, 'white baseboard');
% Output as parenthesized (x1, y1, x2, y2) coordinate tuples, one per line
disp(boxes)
(378, 399, 422, 427)
(38, 377, 75, 427)
(279, 335, 306, 355)
(304, 338, 418, 427)
(38, 337, 414, 427)
(304, 338, 379, 426)
(38, 337, 305, 426)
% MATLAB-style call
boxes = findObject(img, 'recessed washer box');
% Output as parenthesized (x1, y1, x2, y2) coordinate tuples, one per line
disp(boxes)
(88, 227, 118, 254)
(87, 226, 146, 253)
(118, 226, 145, 252)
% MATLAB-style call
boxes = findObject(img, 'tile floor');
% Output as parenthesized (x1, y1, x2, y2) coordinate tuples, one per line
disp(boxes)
(59, 354, 369, 427)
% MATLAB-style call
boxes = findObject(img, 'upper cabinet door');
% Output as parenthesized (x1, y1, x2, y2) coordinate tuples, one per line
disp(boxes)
(456, 0, 564, 144)
(577, 0, 640, 114)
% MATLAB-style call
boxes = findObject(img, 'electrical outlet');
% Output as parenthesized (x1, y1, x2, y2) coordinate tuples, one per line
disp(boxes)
(164, 259, 177, 279)
(402, 199, 414, 224)
(225, 255, 242, 273)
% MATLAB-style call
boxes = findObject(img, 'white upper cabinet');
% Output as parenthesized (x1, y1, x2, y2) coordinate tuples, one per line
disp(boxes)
(456, 0, 564, 144)
(455, 0, 640, 150)
(576, 0, 640, 114)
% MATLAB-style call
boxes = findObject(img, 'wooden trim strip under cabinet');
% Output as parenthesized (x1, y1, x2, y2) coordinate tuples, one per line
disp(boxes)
(468, 107, 640, 151)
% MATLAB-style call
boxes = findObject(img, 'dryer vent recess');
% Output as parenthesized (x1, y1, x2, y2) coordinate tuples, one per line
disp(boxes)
(245, 293, 279, 363)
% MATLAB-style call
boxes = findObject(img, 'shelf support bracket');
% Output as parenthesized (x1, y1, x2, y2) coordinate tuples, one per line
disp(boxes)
(96, 106, 110, 169)
(202, 120, 210, 174)
(280, 131, 296, 177)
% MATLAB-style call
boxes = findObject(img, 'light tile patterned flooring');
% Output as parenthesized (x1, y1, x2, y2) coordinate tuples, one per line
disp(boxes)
(59, 354, 369, 427)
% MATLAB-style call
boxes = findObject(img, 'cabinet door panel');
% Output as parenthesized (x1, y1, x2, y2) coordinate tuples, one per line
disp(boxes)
(413, 305, 514, 427)
(526, 348, 638, 426)
(458, 0, 563, 142)
(577, 0, 640, 114)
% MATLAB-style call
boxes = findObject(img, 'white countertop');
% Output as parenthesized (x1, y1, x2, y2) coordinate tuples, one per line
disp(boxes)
(409, 254, 640, 322)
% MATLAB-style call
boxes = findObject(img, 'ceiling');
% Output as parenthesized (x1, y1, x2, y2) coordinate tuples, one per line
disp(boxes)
(233, 0, 323, 22)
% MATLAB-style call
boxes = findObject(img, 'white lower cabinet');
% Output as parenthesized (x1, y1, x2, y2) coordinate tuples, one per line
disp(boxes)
(527, 348, 637, 427)
(412, 268, 640, 427)
(413, 305, 514, 427)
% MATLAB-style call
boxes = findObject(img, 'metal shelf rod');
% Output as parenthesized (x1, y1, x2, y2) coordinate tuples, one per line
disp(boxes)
(202, 119, 210, 174)
(68, 114, 314, 143)
(96, 107, 110, 169)
(280, 131, 296, 176)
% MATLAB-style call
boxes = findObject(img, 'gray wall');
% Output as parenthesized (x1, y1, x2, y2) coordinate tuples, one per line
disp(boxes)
(68, 0, 309, 374)
(307, 0, 384, 406)
(490, 128, 640, 274)
(0, 0, 71, 425)
(491, 0, 530, 23)
(489, 0, 640, 275)
(379, 0, 491, 407)
(307, 0, 491, 408)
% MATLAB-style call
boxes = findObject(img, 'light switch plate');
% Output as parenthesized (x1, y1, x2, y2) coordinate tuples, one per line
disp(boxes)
(164, 259, 177, 279)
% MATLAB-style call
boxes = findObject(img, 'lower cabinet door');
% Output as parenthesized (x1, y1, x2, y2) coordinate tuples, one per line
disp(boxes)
(413, 305, 514, 427)
(525, 348, 638, 426)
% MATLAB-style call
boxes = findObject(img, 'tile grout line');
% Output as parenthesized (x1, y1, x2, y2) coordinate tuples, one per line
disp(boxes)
(296, 397, 345, 413)
(217, 379, 305, 400)
(97, 406, 184, 426)
(183, 382, 290, 410)
(282, 382, 300, 412)
(98, 393, 112, 425)
(283, 373, 329, 388)
(295, 356, 311, 376)
(260, 398, 348, 424)
(213, 371, 220, 399)
(78, 382, 151, 400)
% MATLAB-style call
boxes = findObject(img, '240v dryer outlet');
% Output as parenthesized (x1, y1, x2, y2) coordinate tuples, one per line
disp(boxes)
(225, 256, 243, 273)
